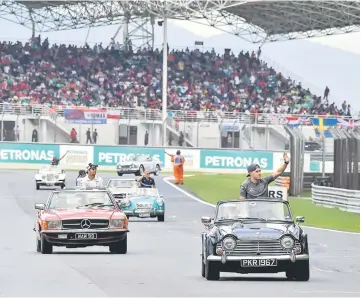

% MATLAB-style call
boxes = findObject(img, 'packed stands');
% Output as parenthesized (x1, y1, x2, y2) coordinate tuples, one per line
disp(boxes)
(0, 37, 353, 117)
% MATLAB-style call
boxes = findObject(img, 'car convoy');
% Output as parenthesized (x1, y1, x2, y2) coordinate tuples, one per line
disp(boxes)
(32, 160, 309, 282)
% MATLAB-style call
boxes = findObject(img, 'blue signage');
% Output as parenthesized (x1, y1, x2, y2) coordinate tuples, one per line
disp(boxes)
(0, 142, 60, 164)
(93, 146, 165, 166)
(200, 150, 273, 170)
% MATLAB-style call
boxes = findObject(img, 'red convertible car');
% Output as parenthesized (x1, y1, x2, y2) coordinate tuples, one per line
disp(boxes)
(34, 188, 129, 254)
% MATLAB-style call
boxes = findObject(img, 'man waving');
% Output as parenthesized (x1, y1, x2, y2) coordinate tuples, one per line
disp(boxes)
(240, 153, 290, 199)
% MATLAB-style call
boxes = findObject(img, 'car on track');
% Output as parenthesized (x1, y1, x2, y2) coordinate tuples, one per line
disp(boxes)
(106, 178, 138, 198)
(34, 189, 129, 254)
(118, 187, 165, 221)
(200, 198, 309, 281)
(35, 165, 66, 190)
(116, 154, 162, 176)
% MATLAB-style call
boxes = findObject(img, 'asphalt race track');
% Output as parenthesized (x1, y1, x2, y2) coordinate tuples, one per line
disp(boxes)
(0, 169, 359, 297)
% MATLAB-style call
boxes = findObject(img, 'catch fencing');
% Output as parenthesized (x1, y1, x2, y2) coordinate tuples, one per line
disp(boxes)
(311, 183, 360, 213)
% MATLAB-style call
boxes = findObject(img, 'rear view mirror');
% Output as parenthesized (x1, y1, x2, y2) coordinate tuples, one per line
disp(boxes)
(201, 216, 212, 225)
(35, 203, 45, 210)
(296, 216, 305, 223)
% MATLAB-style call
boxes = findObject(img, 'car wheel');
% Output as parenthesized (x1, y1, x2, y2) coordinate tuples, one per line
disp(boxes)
(109, 235, 127, 254)
(205, 260, 220, 280)
(154, 165, 160, 176)
(61, 184, 65, 189)
(36, 237, 41, 252)
(40, 234, 53, 254)
(139, 165, 145, 176)
(157, 215, 165, 222)
(201, 254, 205, 277)
(117, 172, 123, 176)
(36, 184, 40, 190)
(286, 260, 310, 281)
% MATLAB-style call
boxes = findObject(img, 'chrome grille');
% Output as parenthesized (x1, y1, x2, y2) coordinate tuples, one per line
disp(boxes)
(136, 203, 153, 209)
(113, 193, 126, 199)
(217, 240, 301, 256)
(46, 174, 55, 181)
(61, 219, 109, 230)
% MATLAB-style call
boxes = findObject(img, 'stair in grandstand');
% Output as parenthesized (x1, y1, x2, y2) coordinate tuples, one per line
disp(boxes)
(165, 117, 194, 147)
(40, 106, 73, 141)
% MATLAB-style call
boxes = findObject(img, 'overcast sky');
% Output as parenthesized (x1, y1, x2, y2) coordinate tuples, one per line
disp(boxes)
(0, 15, 359, 114)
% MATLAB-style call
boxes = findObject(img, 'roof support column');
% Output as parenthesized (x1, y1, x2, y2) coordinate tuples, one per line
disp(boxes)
(162, 17, 168, 146)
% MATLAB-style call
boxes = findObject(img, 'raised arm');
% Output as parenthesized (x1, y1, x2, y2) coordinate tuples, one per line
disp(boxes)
(271, 152, 290, 180)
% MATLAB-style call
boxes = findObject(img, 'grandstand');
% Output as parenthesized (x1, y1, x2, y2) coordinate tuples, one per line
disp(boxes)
(0, 0, 359, 148)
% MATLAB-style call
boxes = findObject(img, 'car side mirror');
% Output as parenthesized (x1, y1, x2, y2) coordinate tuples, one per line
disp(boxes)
(296, 216, 305, 223)
(35, 203, 45, 210)
(201, 216, 212, 225)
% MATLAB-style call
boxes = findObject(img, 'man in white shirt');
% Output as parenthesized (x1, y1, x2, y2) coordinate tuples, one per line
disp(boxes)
(80, 163, 104, 189)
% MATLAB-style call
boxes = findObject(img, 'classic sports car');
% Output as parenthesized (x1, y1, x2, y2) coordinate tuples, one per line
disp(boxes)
(35, 165, 66, 190)
(116, 154, 162, 176)
(201, 198, 309, 281)
(34, 189, 129, 254)
(107, 178, 138, 199)
(118, 187, 165, 221)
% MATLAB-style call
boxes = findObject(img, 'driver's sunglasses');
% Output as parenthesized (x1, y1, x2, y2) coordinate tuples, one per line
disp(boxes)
(145, 172, 150, 175)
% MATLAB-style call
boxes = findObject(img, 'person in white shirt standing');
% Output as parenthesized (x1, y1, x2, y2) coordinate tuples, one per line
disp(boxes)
(80, 163, 104, 189)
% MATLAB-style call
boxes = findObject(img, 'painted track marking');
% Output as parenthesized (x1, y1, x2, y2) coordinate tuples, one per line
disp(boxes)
(163, 176, 360, 235)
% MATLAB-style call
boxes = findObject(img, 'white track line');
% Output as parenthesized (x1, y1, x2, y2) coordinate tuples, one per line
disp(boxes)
(163, 176, 360, 235)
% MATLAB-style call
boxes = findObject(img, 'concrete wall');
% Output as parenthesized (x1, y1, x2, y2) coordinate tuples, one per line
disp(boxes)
(22, 118, 69, 143)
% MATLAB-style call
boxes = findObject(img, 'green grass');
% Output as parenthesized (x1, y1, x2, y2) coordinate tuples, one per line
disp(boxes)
(182, 174, 360, 233)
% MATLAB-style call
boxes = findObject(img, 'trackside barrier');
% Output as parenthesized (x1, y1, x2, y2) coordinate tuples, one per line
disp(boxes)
(275, 176, 290, 192)
(0, 142, 334, 174)
(311, 183, 360, 213)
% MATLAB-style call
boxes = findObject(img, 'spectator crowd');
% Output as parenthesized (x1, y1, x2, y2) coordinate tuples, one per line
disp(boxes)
(0, 36, 353, 117)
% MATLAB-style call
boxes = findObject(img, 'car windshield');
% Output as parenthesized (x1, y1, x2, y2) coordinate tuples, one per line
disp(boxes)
(39, 165, 62, 173)
(107, 179, 136, 188)
(216, 200, 292, 222)
(128, 187, 159, 198)
(48, 191, 115, 210)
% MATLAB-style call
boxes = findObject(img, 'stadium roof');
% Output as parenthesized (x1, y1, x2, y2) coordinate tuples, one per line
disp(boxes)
(1, 0, 359, 43)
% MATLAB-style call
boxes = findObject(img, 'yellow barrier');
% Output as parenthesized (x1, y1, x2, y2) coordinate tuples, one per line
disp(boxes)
(275, 176, 290, 191)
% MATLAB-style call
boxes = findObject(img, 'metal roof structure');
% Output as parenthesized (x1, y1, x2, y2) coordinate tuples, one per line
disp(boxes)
(0, 0, 359, 43)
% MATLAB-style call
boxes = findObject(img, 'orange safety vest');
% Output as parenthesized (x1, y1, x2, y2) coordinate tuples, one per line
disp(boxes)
(174, 155, 184, 165)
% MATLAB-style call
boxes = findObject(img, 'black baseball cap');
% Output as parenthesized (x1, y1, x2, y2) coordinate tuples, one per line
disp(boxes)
(246, 164, 260, 177)
(87, 163, 98, 170)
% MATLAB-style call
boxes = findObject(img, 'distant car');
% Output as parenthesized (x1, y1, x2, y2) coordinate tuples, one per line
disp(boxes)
(35, 165, 66, 190)
(107, 178, 138, 199)
(116, 154, 162, 176)
(118, 187, 165, 222)
(33, 189, 129, 254)
(200, 198, 309, 281)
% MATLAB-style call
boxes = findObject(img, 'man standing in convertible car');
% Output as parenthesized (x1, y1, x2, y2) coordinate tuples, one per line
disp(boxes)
(165, 150, 185, 184)
(80, 163, 104, 189)
(240, 152, 290, 199)
(51, 151, 69, 165)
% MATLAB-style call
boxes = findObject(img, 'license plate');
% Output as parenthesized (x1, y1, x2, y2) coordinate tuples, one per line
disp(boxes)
(139, 213, 150, 218)
(241, 259, 277, 267)
(75, 233, 97, 239)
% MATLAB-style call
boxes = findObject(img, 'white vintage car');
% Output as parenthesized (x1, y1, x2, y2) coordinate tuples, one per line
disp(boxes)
(35, 165, 66, 190)
(107, 178, 139, 199)
(116, 154, 162, 176)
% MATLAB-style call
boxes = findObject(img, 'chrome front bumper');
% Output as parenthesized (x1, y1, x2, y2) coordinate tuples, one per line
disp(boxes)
(123, 209, 164, 217)
(207, 254, 309, 262)
(36, 180, 64, 185)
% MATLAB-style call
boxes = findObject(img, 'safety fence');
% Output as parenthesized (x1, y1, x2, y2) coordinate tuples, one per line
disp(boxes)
(311, 183, 360, 213)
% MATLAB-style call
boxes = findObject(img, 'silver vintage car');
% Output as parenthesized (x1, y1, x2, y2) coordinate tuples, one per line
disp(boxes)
(116, 154, 162, 176)
(35, 165, 66, 190)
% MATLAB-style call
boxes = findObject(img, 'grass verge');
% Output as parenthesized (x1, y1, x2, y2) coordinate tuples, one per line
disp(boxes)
(181, 174, 360, 233)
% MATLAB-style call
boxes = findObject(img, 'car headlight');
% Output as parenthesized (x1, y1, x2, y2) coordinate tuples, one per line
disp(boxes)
(120, 199, 130, 207)
(156, 198, 164, 206)
(45, 220, 61, 230)
(222, 236, 237, 251)
(109, 219, 125, 228)
(280, 236, 295, 249)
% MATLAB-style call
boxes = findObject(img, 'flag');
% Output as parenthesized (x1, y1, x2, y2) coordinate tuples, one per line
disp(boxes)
(285, 116, 300, 127)
(312, 117, 337, 138)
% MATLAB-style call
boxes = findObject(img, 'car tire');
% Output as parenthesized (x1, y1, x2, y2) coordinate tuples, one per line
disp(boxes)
(205, 260, 220, 280)
(138, 165, 145, 176)
(36, 237, 41, 252)
(36, 184, 40, 190)
(40, 234, 53, 254)
(286, 260, 310, 281)
(109, 235, 127, 254)
(201, 254, 205, 277)
(117, 172, 123, 176)
(154, 165, 160, 176)
(157, 215, 165, 222)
